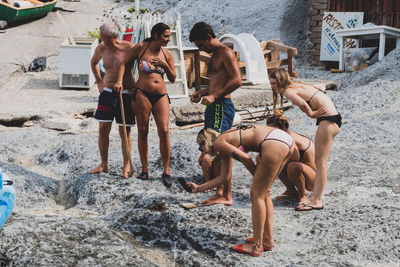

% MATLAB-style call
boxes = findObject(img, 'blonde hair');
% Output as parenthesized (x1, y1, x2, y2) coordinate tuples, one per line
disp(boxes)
(197, 128, 220, 153)
(269, 68, 293, 110)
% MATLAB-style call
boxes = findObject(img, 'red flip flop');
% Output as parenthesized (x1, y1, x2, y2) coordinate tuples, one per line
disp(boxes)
(245, 237, 273, 251)
(231, 243, 263, 257)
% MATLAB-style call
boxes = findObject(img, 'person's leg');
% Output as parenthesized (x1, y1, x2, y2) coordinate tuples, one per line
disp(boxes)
(118, 126, 132, 178)
(287, 162, 316, 203)
(300, 121, 339, 209)
(131, 90, 152, 175)
(91, 122, 112, 174)
(274, 167, 299, 200)
(234, 142, 290, 254)
(152, 95, 171, 175)
(199, 154, 233, 206)
(199, 153, 214, 183)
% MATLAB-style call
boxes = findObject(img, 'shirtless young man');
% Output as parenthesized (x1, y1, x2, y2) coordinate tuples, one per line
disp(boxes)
(189, 22, 242, 205)
(90, 22, 136, 178)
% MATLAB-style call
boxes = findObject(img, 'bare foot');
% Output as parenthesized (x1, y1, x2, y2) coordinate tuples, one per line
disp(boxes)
(274, 192, 298, 201)
(231, 242, 263, 256)
(298, 196, 308, 203)
(90, 165, 108, 174)
(295, 199, 323, 211)
(245, 237, 274, 251)
(205, 195, 233, 206)
(200, 194, 221, 205)
(274, 190, 299, 200)
(123, 163, 133, 179)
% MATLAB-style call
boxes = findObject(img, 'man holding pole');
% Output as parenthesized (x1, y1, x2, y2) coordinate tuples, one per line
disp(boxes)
(90, 22, 135, 178)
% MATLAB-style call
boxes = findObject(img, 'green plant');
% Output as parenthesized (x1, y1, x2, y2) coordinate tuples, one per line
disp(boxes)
(88, 28, 100, 41)
(127, 7, 149, 13)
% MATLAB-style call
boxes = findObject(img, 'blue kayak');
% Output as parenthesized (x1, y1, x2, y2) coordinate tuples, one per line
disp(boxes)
(0, 171, 15, 229)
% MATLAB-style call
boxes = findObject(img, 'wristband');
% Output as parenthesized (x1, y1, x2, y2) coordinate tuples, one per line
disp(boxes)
(115, 81, 122, 84)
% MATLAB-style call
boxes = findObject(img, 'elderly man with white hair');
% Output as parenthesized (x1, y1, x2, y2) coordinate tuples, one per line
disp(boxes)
(90, 22, 136, 178)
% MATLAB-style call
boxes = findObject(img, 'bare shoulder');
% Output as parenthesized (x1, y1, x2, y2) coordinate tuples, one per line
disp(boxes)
(93, 42, 105, 57)
(97, 42, 105, 51)
(163, 47, 174, 58)
(121, 40, 134, 49)
(221, 45, 236, 59)
(284, 86, 297, 96)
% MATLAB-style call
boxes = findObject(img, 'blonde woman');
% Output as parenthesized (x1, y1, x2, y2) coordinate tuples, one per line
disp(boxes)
(188, 126, 295, 256)
(269, 68, 341, 211)
(196, 130, 233, 205)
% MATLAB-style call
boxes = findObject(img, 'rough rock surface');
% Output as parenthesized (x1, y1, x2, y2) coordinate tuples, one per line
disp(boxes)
(0, 0, 399, 266)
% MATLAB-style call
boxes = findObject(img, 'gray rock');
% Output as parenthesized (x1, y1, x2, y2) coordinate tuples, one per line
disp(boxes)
(0, 20, 6, 30)
(41, 121, 72, 131)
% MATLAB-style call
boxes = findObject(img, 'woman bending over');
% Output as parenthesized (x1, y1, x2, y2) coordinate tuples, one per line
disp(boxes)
(269, 68, 341, 211)
(188, 126, 296, 256)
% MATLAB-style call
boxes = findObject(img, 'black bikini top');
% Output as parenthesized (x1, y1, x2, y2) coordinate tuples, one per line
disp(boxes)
(306, 86, 326, 107)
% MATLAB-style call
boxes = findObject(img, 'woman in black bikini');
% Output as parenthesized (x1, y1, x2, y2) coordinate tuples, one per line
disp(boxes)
(130, 23, 176, 187)
(267, 111, 316, 203)
(187, 126, 296, 256)
(269, 68, 341, 211)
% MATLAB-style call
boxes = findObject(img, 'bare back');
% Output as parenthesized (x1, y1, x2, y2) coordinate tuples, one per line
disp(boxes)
(290, 83, 338, 115)
(218, 125, 285, 152)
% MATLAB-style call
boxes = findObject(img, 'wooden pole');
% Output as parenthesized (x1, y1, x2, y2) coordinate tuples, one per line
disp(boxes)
(56, 11, 76, 45)
(119, 93, 134, 177)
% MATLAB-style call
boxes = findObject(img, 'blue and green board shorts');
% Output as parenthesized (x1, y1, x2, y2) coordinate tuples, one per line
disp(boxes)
(204, 98, 235, 133)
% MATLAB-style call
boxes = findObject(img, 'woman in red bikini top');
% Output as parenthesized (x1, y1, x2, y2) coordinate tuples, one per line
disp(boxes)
(129, 23, 176, 187)
(269, 68, 341, 211)
(187, 126, 296, 256)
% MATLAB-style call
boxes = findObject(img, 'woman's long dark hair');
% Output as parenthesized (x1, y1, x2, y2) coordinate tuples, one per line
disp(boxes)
(143, 22, 170, 42)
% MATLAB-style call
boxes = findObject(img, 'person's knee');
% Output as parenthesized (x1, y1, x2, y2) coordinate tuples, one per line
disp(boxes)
(201, 154, 212, 165)
(315, 158, 327, 170)
(287, 163, 302, 175)
(157, 126, 169, 139)
(137, 124, 149, 138)
(250, 188, 268, 202)
(99, 123, 111, 135)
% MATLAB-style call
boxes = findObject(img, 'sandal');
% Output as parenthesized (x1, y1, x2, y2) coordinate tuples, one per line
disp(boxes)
(136, 172, 149, 180)
(231, 243, 263, 257)
(245, 237, 274, 251)
(161, 173, 172, 188)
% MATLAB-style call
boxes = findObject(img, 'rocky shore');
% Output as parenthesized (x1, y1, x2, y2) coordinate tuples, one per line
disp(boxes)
(0, 0, 399, 266)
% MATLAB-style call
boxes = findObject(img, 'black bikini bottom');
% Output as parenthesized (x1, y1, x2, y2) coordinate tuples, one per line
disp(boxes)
(132, 87, 170, 106)
(316, 113, 342, 128)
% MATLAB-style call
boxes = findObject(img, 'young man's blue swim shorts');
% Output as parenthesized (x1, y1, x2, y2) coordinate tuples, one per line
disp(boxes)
(204, 98, 235, 133)
(94, 88, 135, 126)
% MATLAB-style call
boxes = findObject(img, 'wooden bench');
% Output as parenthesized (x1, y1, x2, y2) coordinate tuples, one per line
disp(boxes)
(184, 39, 298, 91)
(260, 39, 298, 78)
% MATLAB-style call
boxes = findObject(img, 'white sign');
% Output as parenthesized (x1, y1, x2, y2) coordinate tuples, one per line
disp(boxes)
(320, 12, 363, 61)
